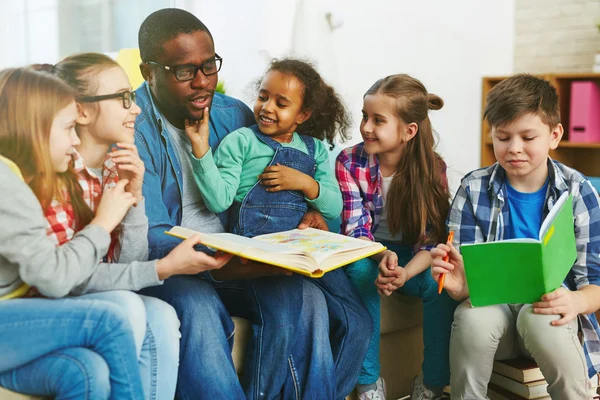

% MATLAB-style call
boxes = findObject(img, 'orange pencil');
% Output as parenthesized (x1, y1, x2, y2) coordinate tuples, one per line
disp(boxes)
(437, 231, 455, 294)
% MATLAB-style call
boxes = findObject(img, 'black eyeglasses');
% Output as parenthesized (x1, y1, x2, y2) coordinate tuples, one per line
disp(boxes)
(145, 54, 223, 82)
(78, 90, 137, 109)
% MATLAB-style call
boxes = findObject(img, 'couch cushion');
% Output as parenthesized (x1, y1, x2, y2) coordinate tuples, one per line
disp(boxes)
(0, 388, 39, 400)
(232, 316, 251, 373)
(380, 293, 423, 335)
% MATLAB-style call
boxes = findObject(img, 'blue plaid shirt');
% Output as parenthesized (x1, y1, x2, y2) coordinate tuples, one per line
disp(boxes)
(449, 159, 600, 377)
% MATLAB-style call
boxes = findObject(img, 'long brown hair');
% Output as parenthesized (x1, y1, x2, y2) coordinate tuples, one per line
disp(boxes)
(0, 67, 93, 228)
(366, 74, 450, 246)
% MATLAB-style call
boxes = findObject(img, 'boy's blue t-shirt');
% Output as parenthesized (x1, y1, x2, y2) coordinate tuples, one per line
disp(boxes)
(505, 180, 549, 240)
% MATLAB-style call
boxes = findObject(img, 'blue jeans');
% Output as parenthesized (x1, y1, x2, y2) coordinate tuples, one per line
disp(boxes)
(345, 243, 459, 388)
(0, 295, 144, 399)
(84, 291, 180, 400)
(139, 274, 334, 400)
(306, 269, 373, 398)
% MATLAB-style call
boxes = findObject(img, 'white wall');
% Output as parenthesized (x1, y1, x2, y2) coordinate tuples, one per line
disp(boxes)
(1, 0, 516, 192)
(186, 0, 515, 191)
(514, 0, 600, 73)
(0, 0, 60, 68)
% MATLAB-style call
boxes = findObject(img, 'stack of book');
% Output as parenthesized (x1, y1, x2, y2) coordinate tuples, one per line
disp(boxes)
(487, 359, 548, 400)
(488, 359, 600, 399)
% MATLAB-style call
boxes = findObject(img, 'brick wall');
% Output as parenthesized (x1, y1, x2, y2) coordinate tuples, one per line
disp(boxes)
(514, 0, 600, 73)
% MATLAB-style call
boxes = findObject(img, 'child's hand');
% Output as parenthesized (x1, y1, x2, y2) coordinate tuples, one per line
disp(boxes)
(375, 250, 407, 295)
(108, 142, 144, 202)
(90, 179, 137, 233)
(258, 163, 319, 199)
(430, 242, 468, 300)
(184, 107, 210, 159)
(156, 235, 234, 279)
(533, 288, 583, 326)
(297, 210, 329, 231)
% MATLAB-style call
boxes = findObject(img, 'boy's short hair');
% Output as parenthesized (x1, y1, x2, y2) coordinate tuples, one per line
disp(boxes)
(138, 8, 213, 63)
(484, 74, 560, 130)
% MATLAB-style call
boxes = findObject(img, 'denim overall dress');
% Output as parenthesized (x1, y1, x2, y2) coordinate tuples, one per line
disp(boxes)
(229, 125, 317, 238)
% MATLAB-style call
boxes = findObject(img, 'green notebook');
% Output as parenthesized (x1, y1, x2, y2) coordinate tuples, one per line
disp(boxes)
(462, 192, 576, 307)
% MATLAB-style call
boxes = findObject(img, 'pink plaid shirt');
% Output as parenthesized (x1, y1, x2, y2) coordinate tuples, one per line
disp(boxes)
(335, 142, 447, 252)
(45, 150, 120, 261)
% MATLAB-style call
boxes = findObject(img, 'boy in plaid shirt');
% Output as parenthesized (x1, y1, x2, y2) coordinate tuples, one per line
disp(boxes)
(431, 74, 600, 399)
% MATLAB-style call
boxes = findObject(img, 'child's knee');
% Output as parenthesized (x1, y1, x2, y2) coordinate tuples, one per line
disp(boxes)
(516, 304, 577, 350)
(53, 348, 110, 400)
(452, 302, 511, 349)
(344, 259, 379, 285)
(141, 295, 181, 343)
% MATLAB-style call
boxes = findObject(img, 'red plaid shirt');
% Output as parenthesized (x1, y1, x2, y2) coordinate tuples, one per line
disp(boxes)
(335, 142, 448, 253)
(45, 150, 120, 261)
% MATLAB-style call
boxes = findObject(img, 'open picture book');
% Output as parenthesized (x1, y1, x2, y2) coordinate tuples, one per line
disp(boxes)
(165, 227, 386, 277)
(461, 192, 577, 307)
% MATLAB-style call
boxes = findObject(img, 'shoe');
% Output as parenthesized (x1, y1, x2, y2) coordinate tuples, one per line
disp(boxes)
(357, 376, 387, 400)
(410, 374, 447, 400)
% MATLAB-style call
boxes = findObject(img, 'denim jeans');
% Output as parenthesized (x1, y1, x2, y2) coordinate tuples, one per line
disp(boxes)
(305, 269, 373, 398)
(0, 295, 144, 399)
(282, 279, 335, 399)
(139, 273, 337, 400)
(228, 125, 317, 238)
(84, 291, 180, 400)
(345, 243, 459, 388)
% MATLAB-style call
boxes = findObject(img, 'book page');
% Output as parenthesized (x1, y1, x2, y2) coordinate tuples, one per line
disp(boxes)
(538, 191, 570, 240)
(254, 228, 376, 264)
(167, 226, 301, 255)
(210, 233, 302, 255)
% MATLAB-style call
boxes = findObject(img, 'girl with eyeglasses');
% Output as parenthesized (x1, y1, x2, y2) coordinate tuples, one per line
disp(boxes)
(0, 66, 145, 399)
(35, 52, 233, 399)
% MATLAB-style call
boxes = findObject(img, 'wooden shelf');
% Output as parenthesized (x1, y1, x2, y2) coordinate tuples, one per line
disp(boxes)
(483, 139, 600, 149)
(558, 141, 600, 149)
(481, 73, 600, 177)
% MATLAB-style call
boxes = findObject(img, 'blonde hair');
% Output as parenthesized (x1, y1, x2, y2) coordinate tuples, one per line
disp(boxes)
(54, 52, 120, 97)
(0, 67, 75, 209)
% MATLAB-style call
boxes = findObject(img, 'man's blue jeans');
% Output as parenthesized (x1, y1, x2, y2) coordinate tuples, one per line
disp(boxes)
(305, 269, 373, 399)
(0, 295, 144, 400)
(140, 274, 337, 400)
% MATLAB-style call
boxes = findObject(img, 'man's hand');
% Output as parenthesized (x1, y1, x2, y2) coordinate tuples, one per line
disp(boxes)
(297, 210, 328, 231)
(210, 256, 292, 281)
(184, 107, 210, 159)
(258, 164, 319, 199)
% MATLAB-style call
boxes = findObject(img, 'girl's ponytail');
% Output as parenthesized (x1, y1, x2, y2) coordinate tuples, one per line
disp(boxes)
(366, 74, 450, 246)
(427, 93, 444, 111)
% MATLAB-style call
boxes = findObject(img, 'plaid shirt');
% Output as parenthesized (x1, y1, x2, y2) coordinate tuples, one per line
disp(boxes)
(45, 150, 120, 261)
(449, 159, 600, 377)
(335, 142, 448, 252)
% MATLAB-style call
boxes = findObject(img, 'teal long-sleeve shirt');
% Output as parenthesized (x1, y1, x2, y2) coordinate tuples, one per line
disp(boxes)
(190, 127, 343, 220)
